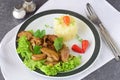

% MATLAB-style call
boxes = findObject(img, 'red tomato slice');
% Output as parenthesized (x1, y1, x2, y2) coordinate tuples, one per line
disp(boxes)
(63, 16, 70, 26)
(82, 40, 89, 52)
(72, 44, 84, 53)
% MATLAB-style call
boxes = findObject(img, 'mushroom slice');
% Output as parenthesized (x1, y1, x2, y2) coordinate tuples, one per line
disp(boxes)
(43, 35, 48, 47)
(41, 47, 59, 61)
(32, 54, 47, 61)
(60, 45, 70, 62)
(18, 31, 33, 40)
(30, 37, 42, 46)
(47, 35, 58, 42)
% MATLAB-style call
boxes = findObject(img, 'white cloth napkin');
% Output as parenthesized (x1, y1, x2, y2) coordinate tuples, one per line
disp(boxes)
(0, 0, 120, 80)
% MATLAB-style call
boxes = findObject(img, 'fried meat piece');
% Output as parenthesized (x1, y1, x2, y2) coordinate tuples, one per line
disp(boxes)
(30, 36, 42, 46)
(18, 31, 33, 40)
(32, 54, 47, 61)
(60, 45, 70, 62)
(41, 47, 59, 61)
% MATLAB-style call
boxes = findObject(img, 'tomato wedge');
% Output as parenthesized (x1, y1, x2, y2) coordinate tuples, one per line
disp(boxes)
(63, 16, 70, 26)
(82, 40, 89, 53)
(72, 44, 84, 53)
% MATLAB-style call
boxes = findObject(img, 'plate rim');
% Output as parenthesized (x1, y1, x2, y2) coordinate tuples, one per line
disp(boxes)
(15, 9, 101, 77)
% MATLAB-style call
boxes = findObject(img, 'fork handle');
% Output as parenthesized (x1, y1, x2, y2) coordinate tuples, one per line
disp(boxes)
(99, 23, 120, 61)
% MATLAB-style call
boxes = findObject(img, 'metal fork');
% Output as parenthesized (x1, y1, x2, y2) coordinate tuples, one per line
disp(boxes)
(86, 3, 120, 61)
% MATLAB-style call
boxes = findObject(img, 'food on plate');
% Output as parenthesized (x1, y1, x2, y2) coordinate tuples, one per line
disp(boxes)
(41, 47, 60, 61)
(71, 40, 89, 53)
(17, 31, 33, 40)
(72, 44, 84, 53)
(54, 15, 78, 41)
(32, 54, 47, 61)
(82, 40, 89, 53)
(60, 45, 70, 62)
(17, 29, 81, 76)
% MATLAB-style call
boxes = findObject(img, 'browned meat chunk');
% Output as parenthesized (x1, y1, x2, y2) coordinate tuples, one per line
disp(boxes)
(18, 31, 33, 40)
(30, 36, 42, 46)
(42, 35, 57, 50)
(43, 35, 48, 47)
(60, 45, 70, 62)
(41, 47, 59, 61)
(47, 45, 55, 51)
(47, 35, 58, 42)
(32, 54, 47, 61)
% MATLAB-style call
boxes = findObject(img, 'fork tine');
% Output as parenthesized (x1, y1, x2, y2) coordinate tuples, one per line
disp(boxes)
(86, 3, 99, 18)
(86, 3, 93, 16)
(85, 10, 91, 20)
(86, 3, 101, 24)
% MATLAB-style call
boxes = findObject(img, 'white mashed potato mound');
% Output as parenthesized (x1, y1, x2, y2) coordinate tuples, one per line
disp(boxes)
(54, 15, 78, 41)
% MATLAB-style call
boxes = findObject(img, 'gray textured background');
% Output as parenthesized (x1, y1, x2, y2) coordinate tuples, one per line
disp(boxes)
(0, 0, 120, 80)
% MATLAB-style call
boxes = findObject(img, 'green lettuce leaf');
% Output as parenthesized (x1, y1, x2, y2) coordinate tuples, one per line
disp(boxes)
(37, 56, 81, 76)
(17, 36, 32, 59)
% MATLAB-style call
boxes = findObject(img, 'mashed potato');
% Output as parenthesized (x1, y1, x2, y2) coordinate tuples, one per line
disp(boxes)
(54, 15, 78, 41)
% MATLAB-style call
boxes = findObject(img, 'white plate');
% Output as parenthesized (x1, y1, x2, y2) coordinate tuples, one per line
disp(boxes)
(16, 10, 100, 77)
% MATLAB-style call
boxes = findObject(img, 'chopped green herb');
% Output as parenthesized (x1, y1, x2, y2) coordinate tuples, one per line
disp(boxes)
(71, 19, 75, 26)
(76, 34, 83, 42)
(55, 18, 61, 21)
(55, 18, 62, 24)
(33, 30, 46, 38)
(34, 30, 41, 37)
(28, 30, 34, 34)
(45, 24, 53, 29)
(54, 37, 63, 51)
(40, 30, 46, 38)
(33, 45, 42, 54)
